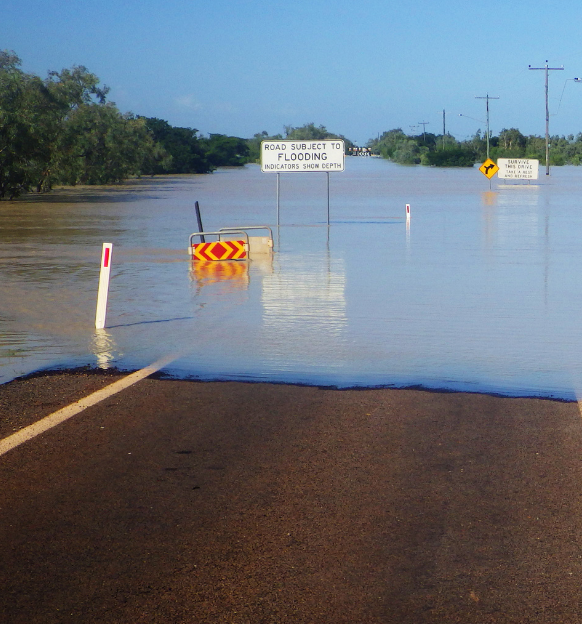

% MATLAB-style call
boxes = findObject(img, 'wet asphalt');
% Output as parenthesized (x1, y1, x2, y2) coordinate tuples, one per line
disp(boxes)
(1, 370, 582, 623)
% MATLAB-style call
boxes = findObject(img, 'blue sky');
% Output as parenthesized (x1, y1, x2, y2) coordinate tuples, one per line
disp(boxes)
(4, 0, 582, 145)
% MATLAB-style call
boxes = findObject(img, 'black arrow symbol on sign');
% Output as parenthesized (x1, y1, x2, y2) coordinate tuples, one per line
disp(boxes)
(484, 164, 495, 174)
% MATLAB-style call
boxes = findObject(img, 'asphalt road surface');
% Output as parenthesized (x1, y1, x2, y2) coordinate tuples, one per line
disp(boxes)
(1, 370, 582, 623)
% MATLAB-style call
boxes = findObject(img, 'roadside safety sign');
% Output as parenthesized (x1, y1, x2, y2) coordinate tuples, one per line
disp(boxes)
(261, 140, 345, 172)
(479, 158, 499, 179)
(192, 240, 247, 261)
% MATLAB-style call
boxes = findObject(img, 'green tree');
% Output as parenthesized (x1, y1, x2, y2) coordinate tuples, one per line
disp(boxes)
(284, 123, 354, 151)
(0, 52, 153, 196)
(424, 146, 476, 167)
(56, 104, 157, 185)
(392, 139, 425, 165)
(498, 128, 526, 151)
(143, 118, 212, 174)
(246, 130, 283, 163)
(368, 129, 408, 159)
(39, 65, 112, 190)
(203, 134, 249, 167)
(0, 51, 56, 198)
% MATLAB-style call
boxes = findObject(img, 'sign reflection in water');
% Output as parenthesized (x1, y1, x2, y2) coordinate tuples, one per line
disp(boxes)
(261, 248, 347, 375)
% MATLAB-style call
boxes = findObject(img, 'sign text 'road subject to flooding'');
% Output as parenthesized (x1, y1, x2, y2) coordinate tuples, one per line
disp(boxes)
(261, 140, 345, 172)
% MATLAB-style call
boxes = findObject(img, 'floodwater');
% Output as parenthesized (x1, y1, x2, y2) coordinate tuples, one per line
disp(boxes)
(2, 157, 582, 399)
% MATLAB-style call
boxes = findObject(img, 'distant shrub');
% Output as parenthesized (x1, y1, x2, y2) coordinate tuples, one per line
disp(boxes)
(424, 148, 476, 167)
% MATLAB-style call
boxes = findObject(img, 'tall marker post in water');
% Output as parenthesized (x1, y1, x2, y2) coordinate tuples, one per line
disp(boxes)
(95, 243, 113, 329)
(194, 201, 205, 242)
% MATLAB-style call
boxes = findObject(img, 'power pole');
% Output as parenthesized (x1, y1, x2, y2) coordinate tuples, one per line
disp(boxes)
(475, 94, 499, 160)
(529, 61, 564, 175)
(442, 110, 446, 149)
(418, 121, 429, 143)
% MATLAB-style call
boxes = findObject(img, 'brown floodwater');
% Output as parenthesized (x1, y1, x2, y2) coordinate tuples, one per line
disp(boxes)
(2, 159, 582, 399)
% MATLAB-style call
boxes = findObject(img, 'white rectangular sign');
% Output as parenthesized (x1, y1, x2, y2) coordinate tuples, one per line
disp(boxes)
(261, 140, 345, 172)
(497, 158, 539, 180)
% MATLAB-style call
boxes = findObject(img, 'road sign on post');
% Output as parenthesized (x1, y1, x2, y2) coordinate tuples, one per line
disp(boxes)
(260, 140, 345, 226)
(261, 140, 345, 172)
(479, 158, 499, 179)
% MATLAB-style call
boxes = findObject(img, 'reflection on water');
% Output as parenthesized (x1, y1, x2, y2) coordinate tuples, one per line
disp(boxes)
(189, 260, 250, 292)
(261, 251, 347, 372)
(3, 160, 582, 398)
(90, 329, 121, 369)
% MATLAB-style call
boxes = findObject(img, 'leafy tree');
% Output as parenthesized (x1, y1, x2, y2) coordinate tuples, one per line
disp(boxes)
(392, 139, 425, 165)
(39, 65, 113, 190)
(0, 51, 55, 197)
(246, 130, 283, 163)
(285, 123, 330, 140)
(0, 51, 158, 196)
(56, 106, 158, 185)
(498, 128, 526, 151)
(203, 134, 249, 167)
(143, 118, 211, 174)
(368, 129, 408, 159)
(424, 146, 476, 167)
(284, 123, 354, 151)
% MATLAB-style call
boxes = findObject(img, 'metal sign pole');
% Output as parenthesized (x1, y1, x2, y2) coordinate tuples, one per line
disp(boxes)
(276, 172, 280, 226)
(326, 172, 330, 226)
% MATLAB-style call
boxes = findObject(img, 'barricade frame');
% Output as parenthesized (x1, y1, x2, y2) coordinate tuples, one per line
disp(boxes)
(188, 230, 249, 259)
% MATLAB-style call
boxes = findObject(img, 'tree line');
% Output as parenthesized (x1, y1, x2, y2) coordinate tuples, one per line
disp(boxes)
(0, 51, 357, 200)
(0, 51, 251, 199)
(366, 127, 582, 167)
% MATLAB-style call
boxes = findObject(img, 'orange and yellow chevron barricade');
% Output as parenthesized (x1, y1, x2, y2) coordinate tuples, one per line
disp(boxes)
(192, 239, 247, 261)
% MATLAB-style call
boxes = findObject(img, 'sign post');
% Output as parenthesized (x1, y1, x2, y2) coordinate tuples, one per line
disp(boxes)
(261, 139, 345, 226)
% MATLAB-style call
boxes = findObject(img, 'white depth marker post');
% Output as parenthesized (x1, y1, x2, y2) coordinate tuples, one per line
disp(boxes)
(406, 203, 411, 223)
(95, 243, 113, 329)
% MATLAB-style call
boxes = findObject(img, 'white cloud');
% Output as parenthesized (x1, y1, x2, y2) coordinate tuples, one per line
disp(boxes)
(174, 94, 203, 111)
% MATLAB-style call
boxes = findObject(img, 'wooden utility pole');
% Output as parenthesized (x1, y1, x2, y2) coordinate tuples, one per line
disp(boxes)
(529, 62, 564, 175)
(442, 110, 446, 149)
(475, 94, 499, 160)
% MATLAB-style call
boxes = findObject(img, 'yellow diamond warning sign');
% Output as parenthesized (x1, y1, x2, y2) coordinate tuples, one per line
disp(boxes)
(479, 158, 499, 179)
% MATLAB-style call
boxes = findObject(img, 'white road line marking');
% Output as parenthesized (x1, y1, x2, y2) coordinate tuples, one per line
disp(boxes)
(0, 353, 177, 458)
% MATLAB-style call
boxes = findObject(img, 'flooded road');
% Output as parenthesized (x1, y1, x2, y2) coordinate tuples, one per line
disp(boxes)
(2, 157, 582, 399)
